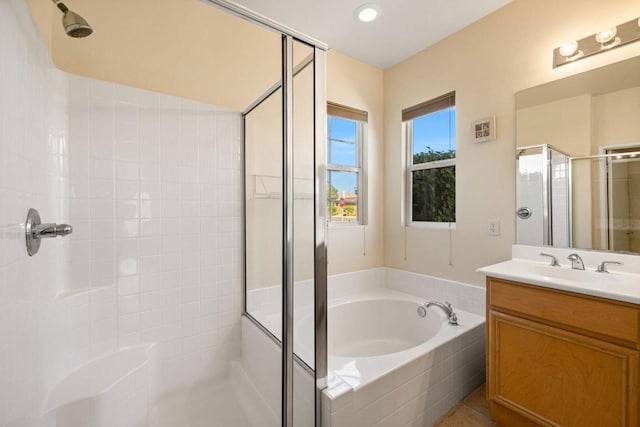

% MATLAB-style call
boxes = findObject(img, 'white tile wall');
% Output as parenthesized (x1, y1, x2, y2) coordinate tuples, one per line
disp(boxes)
(67, 75, 244, 397)
(0, 0, 70, 424)
(384, 268, 487, 316)
(0, 1, 244, 423)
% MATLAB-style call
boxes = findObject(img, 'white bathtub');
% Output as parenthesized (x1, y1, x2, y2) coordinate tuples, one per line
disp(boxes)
(327, 299, 441, 357)
(246, 269, 487, 426)
(294, 288, 484, 390)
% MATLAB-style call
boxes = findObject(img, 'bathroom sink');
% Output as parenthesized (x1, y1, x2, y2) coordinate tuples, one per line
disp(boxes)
(477, 259, 640, 304)
(531, 264, 619, 286)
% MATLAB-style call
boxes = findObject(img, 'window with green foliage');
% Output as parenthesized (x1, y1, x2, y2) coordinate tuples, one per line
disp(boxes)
(404, 92, 456, 224)
(327, 102, 368, 224)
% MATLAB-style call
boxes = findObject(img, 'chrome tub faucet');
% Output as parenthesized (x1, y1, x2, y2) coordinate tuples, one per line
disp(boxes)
(425, 301, 458, 325)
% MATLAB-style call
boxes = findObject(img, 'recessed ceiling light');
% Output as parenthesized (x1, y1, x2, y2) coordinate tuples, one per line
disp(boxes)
(355, 4, 380, 23)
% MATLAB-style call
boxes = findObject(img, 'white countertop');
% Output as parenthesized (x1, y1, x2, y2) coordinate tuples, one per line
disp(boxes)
(478, 246, 640, 305)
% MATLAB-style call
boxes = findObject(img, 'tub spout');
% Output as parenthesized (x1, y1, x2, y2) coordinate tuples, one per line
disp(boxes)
(425, 301, 458, 325)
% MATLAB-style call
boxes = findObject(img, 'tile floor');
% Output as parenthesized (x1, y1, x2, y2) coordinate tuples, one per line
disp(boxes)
(434, 384, 497, 426)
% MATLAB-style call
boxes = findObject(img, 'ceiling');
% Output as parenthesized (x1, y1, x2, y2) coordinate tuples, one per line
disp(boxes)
(232, 0, 513, 69)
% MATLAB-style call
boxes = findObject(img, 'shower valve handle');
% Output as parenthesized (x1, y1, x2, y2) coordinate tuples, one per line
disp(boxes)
(33, 223, 73, 238)
(25, 208, 73, 256)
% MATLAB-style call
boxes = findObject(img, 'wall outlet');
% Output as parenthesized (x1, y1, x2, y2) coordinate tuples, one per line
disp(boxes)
(488, 219, 500, 236)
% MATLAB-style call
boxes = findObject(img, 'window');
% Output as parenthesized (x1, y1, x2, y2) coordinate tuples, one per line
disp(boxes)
(404, 92, 456, 224)
(327, 102, 367, 224)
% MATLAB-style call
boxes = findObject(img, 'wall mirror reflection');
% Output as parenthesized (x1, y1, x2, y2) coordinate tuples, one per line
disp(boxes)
(515, 55, 640, 253)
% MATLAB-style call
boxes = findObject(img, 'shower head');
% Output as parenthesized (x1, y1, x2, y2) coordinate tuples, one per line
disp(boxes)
(52, 0, 93, 38)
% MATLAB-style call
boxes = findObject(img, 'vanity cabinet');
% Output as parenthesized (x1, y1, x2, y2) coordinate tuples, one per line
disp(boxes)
(486, 277, 640, 426)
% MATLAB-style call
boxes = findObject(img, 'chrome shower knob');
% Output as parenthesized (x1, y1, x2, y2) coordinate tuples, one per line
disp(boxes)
(25, 208, 73, 256)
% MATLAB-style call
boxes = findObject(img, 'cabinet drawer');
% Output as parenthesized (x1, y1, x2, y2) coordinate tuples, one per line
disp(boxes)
(487, 277, 640, 347)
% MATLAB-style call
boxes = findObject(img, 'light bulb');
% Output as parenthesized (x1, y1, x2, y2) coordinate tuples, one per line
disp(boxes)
(558, 41, 579, 57)
(596, 26, 617, 44)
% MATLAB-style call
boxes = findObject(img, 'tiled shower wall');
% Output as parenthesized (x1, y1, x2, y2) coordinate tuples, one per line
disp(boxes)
(66, 75, 243, 396)
(1, 1, 244, 423)
(0, 0, 69, 423)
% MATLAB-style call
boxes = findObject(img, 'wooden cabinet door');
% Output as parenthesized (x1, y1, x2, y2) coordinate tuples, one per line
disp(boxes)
(488, 311, 639, 427)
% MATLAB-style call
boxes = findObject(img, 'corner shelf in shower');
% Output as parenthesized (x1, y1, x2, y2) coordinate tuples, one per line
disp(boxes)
(42, 343, 156, 423)
(251, 174, 314, 200)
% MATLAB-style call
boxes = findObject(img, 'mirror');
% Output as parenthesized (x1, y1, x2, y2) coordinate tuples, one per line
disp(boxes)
(515, 55, 640, 253)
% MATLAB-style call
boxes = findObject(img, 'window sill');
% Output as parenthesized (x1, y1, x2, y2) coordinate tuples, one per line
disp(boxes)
(328, 222, 364, 228)
(407, 221, 456, 230)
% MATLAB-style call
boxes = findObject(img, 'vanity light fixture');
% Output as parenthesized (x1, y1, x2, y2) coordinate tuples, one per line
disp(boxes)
(553, 16, 640, 68)
(355, 4, 380, 23)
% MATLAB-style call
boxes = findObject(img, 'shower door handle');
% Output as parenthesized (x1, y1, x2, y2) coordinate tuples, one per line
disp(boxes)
(516, 207, 532, 219)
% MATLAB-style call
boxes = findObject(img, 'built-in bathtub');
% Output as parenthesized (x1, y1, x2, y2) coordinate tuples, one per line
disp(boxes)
(244, 267, 487, 426)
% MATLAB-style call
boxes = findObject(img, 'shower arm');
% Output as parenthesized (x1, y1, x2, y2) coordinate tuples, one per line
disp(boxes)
(51, 0, 69, 14)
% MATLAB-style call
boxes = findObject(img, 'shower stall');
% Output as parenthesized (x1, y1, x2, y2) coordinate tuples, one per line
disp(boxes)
(0, 0, 327, 425)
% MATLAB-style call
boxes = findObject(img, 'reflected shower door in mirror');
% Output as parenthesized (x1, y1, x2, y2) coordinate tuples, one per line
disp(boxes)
(515, 55, 640, 253)
(516, 145, 570, 247)
(570, 147, 640, 253)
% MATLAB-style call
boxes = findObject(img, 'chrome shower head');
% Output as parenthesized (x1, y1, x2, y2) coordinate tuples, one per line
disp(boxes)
(52, 0, 93, 38)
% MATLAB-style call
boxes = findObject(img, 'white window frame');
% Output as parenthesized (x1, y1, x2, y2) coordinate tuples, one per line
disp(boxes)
(404, 93, 456, 227)
(327, 104, 367, 226)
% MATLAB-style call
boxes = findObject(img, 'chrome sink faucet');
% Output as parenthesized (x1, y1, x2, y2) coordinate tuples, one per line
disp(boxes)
(567, 253, 585, 270)
(539, 253, 560, 267)
(425, 301, 458, 325)
(596, 261, 623, 273)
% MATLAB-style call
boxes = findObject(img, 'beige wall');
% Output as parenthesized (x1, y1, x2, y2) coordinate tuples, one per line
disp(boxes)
(27, 0, 281, 111)
(326, 50, 385, 274)
(517, 95, 592, 156)
(594, 87, 640, 149)
(383, 0, 640, 285)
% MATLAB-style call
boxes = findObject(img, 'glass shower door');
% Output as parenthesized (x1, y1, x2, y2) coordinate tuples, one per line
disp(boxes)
(516, 144, 569, 247)
(243, 35, 326, 426)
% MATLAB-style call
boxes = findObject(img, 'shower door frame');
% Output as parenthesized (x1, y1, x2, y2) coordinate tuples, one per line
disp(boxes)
(201, 1, 328, 426)
(597, 143, 640, 251)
